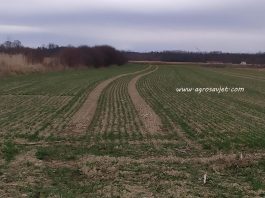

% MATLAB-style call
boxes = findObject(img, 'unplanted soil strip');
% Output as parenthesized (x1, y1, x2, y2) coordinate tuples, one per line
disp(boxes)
(69, 66, 152, 133)
(128, 66, 162, 133)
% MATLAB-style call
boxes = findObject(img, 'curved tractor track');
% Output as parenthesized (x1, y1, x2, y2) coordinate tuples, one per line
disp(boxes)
(129, 65, 202, 150)
(128, 66, 162, 134)
(68, 66, 152, 133)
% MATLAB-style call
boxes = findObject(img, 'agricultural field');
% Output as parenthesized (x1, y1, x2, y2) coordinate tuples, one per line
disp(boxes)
(0, 63, 265, 197)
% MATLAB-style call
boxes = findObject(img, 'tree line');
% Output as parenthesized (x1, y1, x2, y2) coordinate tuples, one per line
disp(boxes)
(2, 40, 264, 66)
(124, 51, 265, 65)
(0, 40, 127, 68)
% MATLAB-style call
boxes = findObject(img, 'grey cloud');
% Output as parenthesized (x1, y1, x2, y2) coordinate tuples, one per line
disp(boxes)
(0, 0, 264, 52)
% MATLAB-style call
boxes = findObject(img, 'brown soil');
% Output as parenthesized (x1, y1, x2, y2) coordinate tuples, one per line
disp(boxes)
(68, 66, 151, 133)
(128, 66, 162, 134)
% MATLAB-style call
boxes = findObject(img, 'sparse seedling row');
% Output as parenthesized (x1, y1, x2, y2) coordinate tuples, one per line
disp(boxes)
(87, 67, 156, 143)
(137, 65, 265, 151)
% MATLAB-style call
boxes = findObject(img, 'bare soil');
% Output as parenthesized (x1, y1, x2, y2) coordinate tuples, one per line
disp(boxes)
(128, 66, 162, 134)
(68, 66, 151, 133)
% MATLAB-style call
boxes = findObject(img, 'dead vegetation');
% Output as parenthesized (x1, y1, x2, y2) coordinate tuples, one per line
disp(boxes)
(1, 143, 264, 197)
(0, 40, 128, 77)
(0, 53, 47, 76)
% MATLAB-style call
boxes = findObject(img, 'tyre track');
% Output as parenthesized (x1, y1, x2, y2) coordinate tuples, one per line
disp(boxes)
(128, 66, 162, 134)
(68, 66, 152, 133)
(132, 66, 203, 149)
(96, 76, 144, 142)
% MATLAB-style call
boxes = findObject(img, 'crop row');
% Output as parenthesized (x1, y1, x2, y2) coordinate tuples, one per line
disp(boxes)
(87, 70, 153, 143)
(0, 64, 145, 139)
(0, 64, 144, 96)
(137, 65, 265, 152)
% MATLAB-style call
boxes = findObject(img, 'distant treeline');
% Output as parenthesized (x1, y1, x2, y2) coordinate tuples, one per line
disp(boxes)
(0, 40, 127, 67)
(124, 51, 265, 65)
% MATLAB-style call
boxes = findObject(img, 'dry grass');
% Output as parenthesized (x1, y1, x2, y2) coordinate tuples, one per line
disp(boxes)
(0, 53, 61, 76)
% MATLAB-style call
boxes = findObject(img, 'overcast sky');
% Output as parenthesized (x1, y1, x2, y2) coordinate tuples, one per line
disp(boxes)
(0, 0, 264, 52)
